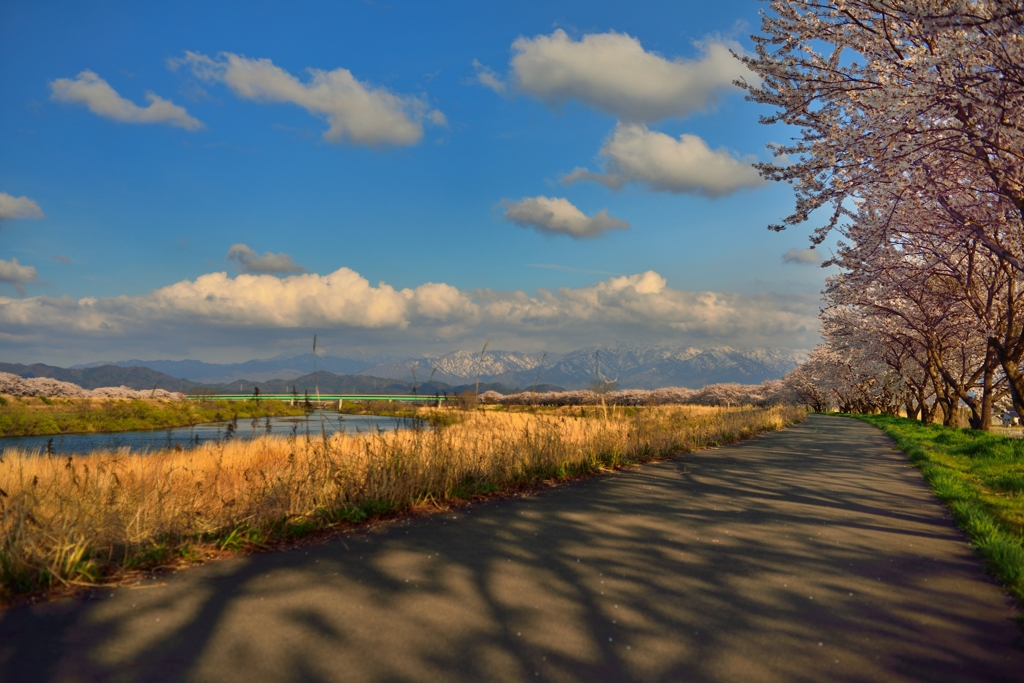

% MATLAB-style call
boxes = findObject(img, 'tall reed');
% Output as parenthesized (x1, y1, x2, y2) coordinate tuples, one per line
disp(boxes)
(0, 405, 804, 602)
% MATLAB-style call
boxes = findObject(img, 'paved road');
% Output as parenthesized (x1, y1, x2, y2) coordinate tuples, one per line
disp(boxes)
(2, 415, 1022, 682)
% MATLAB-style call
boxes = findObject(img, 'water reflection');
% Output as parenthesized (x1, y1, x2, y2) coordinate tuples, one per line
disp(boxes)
(0, 411, 416, 456)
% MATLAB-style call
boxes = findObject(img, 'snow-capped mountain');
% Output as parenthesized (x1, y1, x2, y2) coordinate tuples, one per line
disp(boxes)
(362, 350, 555, 386)
(79, 344, 807, 390)
(360, 344, 806, 390)
(515, 344, 808, 389)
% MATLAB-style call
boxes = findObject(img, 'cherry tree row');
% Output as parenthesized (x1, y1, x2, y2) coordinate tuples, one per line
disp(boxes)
(742, 0, 1024, 429)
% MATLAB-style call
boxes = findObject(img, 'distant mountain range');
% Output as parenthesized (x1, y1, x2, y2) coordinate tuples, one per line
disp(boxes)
(355, 344, 805, 389)
(0, 363, 196, 392)
(57, 343, 808, 391)
(72, 354, 373, 384)
(1, 363, 561, 396)
(192, 373, 561, 397)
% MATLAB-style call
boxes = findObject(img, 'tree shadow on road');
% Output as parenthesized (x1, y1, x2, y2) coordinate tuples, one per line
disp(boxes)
(2, 415, 1022, 682)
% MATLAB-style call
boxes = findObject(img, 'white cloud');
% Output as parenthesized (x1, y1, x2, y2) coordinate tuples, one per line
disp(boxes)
(0, 258, 38, 296)
(0, 193, 45, 221)
(470, 59, 506, 93)
(563, 124, 765, 197)
(781, 247, 821, 265)
(0, 267, 819, 357)
(502, 196, 629, 238)
(510, 30, 754, 122)
(175, 51, 445, 146)
(226, 244, 306, 274)
(0, 268, 473, 334)
(50, 71, 204, 130)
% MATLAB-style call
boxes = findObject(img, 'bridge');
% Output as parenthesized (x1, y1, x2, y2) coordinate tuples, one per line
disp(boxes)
(185, 394, 453, 403)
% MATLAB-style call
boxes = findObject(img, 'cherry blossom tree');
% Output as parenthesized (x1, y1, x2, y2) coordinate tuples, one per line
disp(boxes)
(741, 0, 1024, 270)
(830, 176, 1018, 426)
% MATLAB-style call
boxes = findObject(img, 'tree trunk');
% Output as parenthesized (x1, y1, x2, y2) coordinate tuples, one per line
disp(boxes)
(941, 399, 957, 427)
(905, 393, 920, 420)
(932, 380, 957, 427)
(975, 352, 996, 431)
(916, 387, 932, 423)
(991, 339, 1024, 419)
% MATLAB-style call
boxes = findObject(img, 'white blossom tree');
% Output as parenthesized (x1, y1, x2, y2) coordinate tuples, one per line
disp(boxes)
(741, 0, 1024, 270)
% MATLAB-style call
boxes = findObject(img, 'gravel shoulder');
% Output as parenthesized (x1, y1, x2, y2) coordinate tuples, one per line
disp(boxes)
(2, 414, 1021, 682)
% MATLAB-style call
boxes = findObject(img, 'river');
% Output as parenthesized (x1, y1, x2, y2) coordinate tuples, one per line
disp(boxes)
(0, 411, 415, 456)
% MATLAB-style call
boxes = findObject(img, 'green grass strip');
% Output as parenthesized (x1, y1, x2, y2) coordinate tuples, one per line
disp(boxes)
(0, 398, 305, 438)
(853, 414, 1024, 610)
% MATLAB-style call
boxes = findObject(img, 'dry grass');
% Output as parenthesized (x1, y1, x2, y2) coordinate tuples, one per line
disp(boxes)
(0, 404, 805, 604)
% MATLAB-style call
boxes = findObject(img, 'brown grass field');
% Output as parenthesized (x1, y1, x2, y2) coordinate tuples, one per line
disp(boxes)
(0, 404, 805, 604)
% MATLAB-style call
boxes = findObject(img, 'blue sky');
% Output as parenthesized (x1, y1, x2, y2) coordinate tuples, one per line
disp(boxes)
(0, 0, 832, 364)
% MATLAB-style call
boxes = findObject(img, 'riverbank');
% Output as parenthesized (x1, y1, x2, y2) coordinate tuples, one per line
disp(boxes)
(0, 395, 306, 438)
(338, 399, 464, 428)
(0, 404, 804, 604)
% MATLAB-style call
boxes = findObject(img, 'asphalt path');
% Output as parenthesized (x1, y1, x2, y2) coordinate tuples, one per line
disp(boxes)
(2, 414, 1022, 682)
